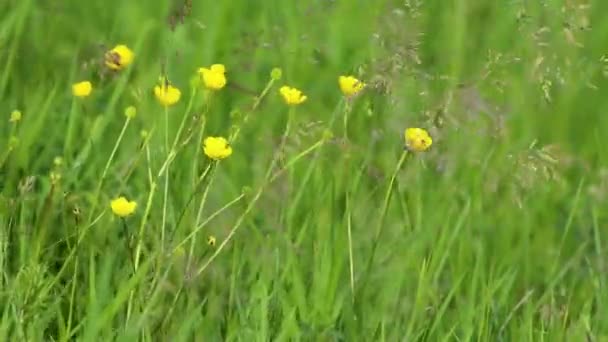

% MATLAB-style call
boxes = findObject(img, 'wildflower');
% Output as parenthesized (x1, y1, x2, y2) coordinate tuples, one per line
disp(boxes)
(105, 45, 134, 70)
(271, 67, 283, 80)
(72, 81, 92, 98)
(110, 196, 137, 217)
(404, 128, 433, 152)
(198, 64, 227, 90)
(279, 86, 307, 105)
(339, 75, 365, 97)
(124, 106, 137, 119)
(203, 136, 232, 160)
(154, 78, 181, 107)
(9, 110, 22, 123)
(207, 235, 216, 247)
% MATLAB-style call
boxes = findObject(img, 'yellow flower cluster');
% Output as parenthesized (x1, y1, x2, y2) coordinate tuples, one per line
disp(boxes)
(97, 44, 432, 220)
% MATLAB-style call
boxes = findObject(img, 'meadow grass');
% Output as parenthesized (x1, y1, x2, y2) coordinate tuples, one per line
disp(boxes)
(1, 0, 608, 340)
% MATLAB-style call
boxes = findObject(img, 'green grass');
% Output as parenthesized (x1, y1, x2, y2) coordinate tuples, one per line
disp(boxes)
(2, 0, 608, 340)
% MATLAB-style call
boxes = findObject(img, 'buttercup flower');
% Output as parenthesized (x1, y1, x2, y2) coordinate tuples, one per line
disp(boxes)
(404, 128, 433, 152)
(203, 136, 232, 160)
(154, 78, 181, 107)
(198, 64, 227, 90)
(110, 196, 137, 217)
(72, 81, 92, 98)
(279, 86, 307, 105)
(105, 45, 134, 70)
(9, 110, 22, 123)
(339, 75, 365, 97)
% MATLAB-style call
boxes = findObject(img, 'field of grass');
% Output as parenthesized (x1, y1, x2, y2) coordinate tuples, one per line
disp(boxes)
(2, 0, 608, 340)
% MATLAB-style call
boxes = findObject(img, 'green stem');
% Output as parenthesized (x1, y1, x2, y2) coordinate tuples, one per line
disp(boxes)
(357, 150, 409, 300)
(229, 77, 276, 143)
(161, 106, 170, 254)
(122, 219, 136, 273)
(87, 117, 132, 224)
(194, 104, 295, 278)
(64, 100, 78, 161)
(343, 101, 351, 139)
(173, 193, 245, 253)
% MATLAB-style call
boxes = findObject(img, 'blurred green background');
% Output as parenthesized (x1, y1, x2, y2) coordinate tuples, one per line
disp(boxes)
(1, 0, 608, 340)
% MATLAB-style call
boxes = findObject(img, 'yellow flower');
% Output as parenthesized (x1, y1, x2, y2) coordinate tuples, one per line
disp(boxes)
(198, 64, 227, 90)
(72, 81, 92, 98)
(339, 75, 365, 97)
(203, 136, 232, 160)
(110, 196, 137, 217)
(279, 86, 307, 105)
(207, 235, 216, 247)
(404, 128, 433, 152)
(154, 80, 181, 107)
(105, 45, 134, 70)
(9, 110, 22, 123)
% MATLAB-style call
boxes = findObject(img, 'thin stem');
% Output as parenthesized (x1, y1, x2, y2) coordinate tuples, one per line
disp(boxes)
(87, 117, 132, 224)
(171, 164, 212, 240)
(343, 101, 351, 140)
(122, 219, 136, 274)
(229, 77, 276, 143)
(127, 179, 157, 321)
(161, 106, 170, 254)
(269, 139, 324, 183)
(172, 193, 245, 253)
(357, 150, 409, 300)
(195, 104, 295, 278)
(64, 100, 78, 161)
(346, 194, 355, 304)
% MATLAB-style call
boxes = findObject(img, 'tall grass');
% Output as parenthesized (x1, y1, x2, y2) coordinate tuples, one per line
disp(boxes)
(1, 0, 608, 340)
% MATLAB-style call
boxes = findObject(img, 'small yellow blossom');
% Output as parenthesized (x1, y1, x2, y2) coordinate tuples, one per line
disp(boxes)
(124, 106, 137, 119)
(9, 110, 22, 123)
(207, 235, 216, 247)
(279, 86, 307, 105)
(339, 75, 365, 97)
(154, 79, 181, 107)
(110, 196, 137, 217)
(404, 128, 433, 152)
(198, 64, 227, 90)
(203, 136, 232, 160)
(105, 45, 134, 70)
(72, 81, 92, 98)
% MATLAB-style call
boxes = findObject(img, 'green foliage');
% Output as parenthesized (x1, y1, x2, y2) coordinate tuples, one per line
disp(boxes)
(1, 0, 608, 340)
